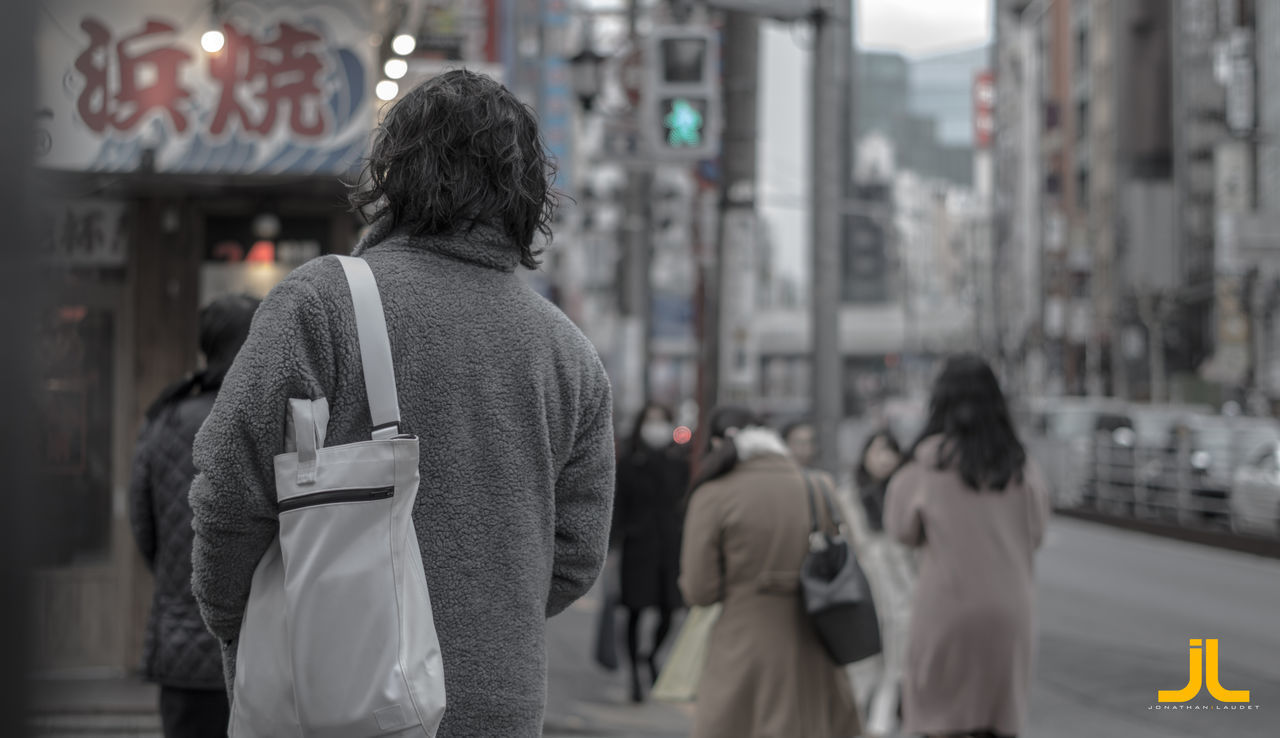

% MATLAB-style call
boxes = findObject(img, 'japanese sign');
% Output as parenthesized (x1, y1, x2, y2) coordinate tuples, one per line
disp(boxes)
(41, 199, 129, 267)
(36, 0, 374, 174)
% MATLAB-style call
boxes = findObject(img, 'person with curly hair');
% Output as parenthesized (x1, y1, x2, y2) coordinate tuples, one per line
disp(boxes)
(190, 71, 616, 738)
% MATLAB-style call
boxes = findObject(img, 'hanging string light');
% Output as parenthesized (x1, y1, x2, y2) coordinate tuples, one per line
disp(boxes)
(384, 58, 409, 80)
(391, 33, 416, 56)
(201, 0, 225, 53)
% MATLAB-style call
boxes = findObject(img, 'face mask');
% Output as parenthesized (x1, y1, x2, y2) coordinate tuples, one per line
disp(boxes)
(640, 422, 673, 450)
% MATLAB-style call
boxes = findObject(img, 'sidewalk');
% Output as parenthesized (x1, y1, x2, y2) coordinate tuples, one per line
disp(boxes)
(28, 675, 161, 737)
(27, 665, 691, 738)
(544, 578, 694, 738)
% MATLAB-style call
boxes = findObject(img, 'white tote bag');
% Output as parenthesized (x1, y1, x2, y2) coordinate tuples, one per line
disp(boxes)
(652, 604, 722, 702)
(229, 255, 447, 738)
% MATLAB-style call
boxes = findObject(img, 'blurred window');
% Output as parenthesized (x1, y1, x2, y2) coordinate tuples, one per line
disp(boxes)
(1044, 101, 1060, 130)
(38, 305, 114, 565)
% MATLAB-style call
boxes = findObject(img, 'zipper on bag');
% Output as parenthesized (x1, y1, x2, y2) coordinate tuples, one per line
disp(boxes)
(278, 486, 394, 513)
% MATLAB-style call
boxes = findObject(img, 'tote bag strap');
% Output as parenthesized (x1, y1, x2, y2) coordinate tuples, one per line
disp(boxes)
(803, 471, 847, 544)
(802, 472, 829, 551)
(334, 255, 402, 440)
(815, 475, 848, 535)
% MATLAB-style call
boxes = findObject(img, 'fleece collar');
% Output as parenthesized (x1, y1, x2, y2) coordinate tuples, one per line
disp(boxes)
(734, 426, 791, 462)
(352, 216, 522, 272)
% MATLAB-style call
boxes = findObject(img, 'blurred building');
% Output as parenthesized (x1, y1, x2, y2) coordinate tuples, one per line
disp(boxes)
(753, 133, 981, 417)
(997, 0, 1178, 400)
(994, 3, 1043, 393)
(855, 50, 981, 187)
(1035, 0, 1078, 397)
(909, 46, 991, 148)
(994, 0, 1280, 406)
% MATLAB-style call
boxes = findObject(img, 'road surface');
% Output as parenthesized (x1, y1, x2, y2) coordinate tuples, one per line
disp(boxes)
(544, 517, 1280, 737)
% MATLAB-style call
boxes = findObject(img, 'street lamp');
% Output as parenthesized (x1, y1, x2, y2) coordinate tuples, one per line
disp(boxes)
(569, 47, 606, 112)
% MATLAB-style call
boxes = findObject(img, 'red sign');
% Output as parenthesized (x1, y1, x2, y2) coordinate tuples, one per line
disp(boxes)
(973, 69, 995, 150)
(209, 22, 328, 137)
(75, 19, 193, 134)
(72, 16, 331, 141)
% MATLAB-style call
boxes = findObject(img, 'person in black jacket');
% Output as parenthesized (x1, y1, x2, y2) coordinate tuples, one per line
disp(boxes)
(129, 293, 259, 738)
(855, 428, 903, 531)
(613, 403, 690, 702)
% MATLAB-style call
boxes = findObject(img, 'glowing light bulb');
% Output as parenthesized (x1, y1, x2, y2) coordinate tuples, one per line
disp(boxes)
(376, 80, 400, 101)
(392, 34, 416, 56)
(384, 58, 408, 80)
(201, 29, 226, 53)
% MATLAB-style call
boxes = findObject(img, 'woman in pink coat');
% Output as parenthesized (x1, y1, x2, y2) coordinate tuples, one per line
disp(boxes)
(885, 355, 1051, 738)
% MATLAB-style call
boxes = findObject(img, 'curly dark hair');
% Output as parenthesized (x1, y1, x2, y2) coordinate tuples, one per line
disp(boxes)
(348, 70, 559, 268)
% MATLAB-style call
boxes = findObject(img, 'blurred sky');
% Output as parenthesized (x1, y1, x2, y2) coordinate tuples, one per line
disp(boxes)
(858, 0, 991, 56)
(760, 0, 992, 288)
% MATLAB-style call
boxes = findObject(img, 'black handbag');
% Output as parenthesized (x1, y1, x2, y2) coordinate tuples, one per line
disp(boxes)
(801, 473, 883, 665)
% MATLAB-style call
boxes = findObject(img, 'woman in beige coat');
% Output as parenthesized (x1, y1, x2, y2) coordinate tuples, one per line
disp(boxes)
(680, 407, 860, 738)
(885, 355, 1051, 738)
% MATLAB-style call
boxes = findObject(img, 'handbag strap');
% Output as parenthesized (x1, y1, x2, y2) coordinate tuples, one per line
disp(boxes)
(803, 471, 847, 540)
(803, 471, 820, 534)
(817, 476, 847, 534)
(802, 472, 830, 551)
(334, 255, 402, 440)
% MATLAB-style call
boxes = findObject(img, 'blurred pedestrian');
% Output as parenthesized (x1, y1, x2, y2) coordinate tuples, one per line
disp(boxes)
(854, 429, 903, 532)
(129, 294, 259, 738)
(884, 355, 1051, 738)
(681, 407, 861, 738)
(782, 418, 817, 468)
(845, 427, 912, 735)
(614, 403, 690, 702)
(189, 70, 616, 738)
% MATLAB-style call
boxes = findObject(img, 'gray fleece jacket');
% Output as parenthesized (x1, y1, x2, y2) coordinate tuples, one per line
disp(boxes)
(189, 221, 615, 737)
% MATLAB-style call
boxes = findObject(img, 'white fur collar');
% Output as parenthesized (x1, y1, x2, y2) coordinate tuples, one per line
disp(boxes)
(734, 426, 790, 461)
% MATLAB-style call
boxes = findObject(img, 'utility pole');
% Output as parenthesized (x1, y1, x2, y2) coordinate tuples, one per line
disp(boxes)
(620, 0, 652, 421)
(704, 11, 759, 414)
(811, 0, 851, 474)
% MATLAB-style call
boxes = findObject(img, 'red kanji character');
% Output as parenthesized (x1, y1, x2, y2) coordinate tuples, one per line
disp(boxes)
(73, 17, 192, 134)
(209, 22, 327, 138)
(74, 19, 112, 133)
(112, 20, 192, 132)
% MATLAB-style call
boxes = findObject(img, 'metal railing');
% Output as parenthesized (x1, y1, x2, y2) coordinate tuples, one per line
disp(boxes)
(1034, 435, 1280, 539)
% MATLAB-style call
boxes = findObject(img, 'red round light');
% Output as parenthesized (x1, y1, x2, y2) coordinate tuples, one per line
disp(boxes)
(673, 426, 693, 445)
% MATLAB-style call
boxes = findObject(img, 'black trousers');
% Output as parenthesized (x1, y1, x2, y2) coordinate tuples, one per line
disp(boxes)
(159, 686, 230, 738)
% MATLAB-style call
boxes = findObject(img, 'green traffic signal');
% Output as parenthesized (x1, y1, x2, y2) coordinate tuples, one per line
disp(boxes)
(664, 98, 703, 147)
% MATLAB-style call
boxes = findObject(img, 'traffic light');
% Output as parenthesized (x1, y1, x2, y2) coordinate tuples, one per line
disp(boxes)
(645, 27, 721, 160)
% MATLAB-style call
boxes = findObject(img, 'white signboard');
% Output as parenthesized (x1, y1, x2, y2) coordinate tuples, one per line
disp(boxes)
(36, 0, 375, 174)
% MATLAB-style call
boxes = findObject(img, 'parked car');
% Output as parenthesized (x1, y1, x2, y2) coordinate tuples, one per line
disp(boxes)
(1230, 442, 1280, 537)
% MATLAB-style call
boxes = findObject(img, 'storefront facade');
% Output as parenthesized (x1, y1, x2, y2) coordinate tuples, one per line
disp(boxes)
(34, 0, 375, 673)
